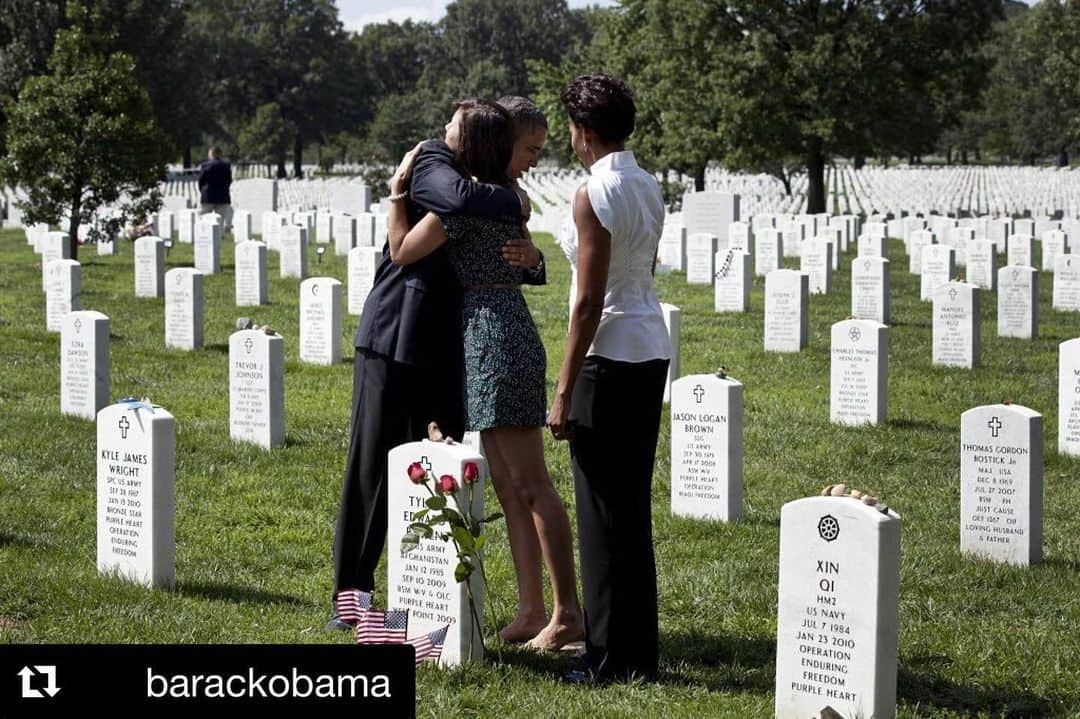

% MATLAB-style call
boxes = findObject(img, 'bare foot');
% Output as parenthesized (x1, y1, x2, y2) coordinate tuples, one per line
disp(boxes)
(523, 613, 584, 652)
(498, 614, 548, 643)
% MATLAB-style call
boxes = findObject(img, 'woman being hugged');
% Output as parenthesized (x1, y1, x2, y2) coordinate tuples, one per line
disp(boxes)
(548, 74, 670, 682)
(387, 98, 584, 651)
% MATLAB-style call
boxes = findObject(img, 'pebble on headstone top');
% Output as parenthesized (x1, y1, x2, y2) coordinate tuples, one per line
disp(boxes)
(960, 403, 1043, 566)
(774, 494, 901, 719)
(96, 400, 175, 588)
(670, 372, 743, 522)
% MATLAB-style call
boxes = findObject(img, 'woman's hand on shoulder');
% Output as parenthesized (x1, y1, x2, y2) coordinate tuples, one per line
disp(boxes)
(512, 183, 532, 221)
(390, 141, 425, 195)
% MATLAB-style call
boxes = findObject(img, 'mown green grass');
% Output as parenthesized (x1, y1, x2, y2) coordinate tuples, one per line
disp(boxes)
(1, 228, 1079, 718)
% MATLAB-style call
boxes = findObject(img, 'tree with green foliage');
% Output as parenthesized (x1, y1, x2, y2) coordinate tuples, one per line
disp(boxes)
(0, 0, 66, 156)
(238, 102, 295, 178)
(1, 28, 168, 260)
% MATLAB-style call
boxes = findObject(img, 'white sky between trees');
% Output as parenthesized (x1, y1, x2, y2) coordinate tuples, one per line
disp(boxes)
(339, 0, 619, 32)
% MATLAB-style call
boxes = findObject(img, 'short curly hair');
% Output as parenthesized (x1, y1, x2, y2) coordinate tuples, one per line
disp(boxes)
(559, 73, 635, 144)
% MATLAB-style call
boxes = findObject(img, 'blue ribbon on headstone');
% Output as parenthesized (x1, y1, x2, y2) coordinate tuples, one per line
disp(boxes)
(118, 397, 156, 413)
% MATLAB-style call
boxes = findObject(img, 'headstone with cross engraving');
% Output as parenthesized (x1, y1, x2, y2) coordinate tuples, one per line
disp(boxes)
(965, 239, 996, 291)
(334, 213, 357, 256)
(765, 270, 809, 353)
(280, 224, 309, 279)
(1059, 339, 1080, 457)
(45, 259, 80, 333)
(830, 319, 888, 426)
(774, 495, 901, 719)
(755, 228, 782, 277)
(851, 256, 890, 325)
(134, 236, 165, 298)
(299, 277, 343, 365)
(229, 329, 284, 449)
(713, 249, 751, 313)
(61, 310, 109, 420)
(387, 440, 486, 666)
(661, 303, 681, 403)
(194, 220, 222, 275)
(960, 404, 1043, 566)
(349, 246, 381, 316)
(1042, 230, 1066, 272)
(997, 266, 1038, 339)
(801, 238, 832, 295)
(920, 245, 955, 301)
(933, 281, 980, 368)
(686, 233, 718, 285)
(858, 233, 886, 259)
(670, 373, 743, 521)
(1053, 255, 1080, 311)
(1007, 234, 1033, 268)
(235, 240, 268, 306)
(165, 268, 204, 350)
(96, 401, 175, 588)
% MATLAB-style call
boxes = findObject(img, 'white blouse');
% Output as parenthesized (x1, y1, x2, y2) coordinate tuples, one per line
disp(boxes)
(557, 150, 671, 363)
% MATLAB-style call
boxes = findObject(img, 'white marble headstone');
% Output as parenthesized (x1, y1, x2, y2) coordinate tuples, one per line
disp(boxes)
(348, 246, 381, 316)
(932, 281, 979, 368)
(851, 256, 889, 325)
(801, 239, 832, 295)
(670, 373, 742, 522)
(683, 191, 740, 246)
(194, 220, 222, 275)
(61, 310, 109, 420)
(755, 228, 782, 277)
(235, 241, 268, 306)
(1059, 339, 1080, 457)
(40, 232, 71, 291)
(229, 329, 285, 449)
(1052, 255, 1080, 311)
(960, 404, 1043, 566)
(315, 211, 333, 245)
(233, 209, 252, 243)
(908, 230, 934, 275)
(686, 233, 718, 285)
(661, 303, 681, 403)
(299, 277, 343, 365)
(713, 249, 751, 313)
(134, 236, 165, 298)
(334, 213, 357, 256)
(830, 319, 888, 426)
(765, 270, 809, 353)
(920, 245, 955, 301)
(281, 225, 308, 279)
(1042, 230, 1066, 272)
(177, 209, 197, 244)
(45, 259, 81, 332)
(997, 266, 1038, 339)
(965, 239, 996, 290)
(1007, 234, 1033, 268)
(165, 268, 204, 350)
(356, 212, 377, 248)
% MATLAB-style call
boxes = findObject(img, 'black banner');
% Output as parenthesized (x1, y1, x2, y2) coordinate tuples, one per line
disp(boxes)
(0, 644, 415, 718)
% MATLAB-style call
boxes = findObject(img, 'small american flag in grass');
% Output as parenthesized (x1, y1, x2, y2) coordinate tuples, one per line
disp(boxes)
(407, 625, 449, 665)
(334, 589, 372, 624)
(355, 608, 408, 645)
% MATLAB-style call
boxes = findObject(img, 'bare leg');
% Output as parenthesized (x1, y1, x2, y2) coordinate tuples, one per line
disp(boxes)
(482, 430, 548, 642)
(486, 426, 584, 650)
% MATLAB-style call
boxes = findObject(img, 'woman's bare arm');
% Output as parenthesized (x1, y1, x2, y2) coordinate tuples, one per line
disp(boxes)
(388, 211, 447, 265)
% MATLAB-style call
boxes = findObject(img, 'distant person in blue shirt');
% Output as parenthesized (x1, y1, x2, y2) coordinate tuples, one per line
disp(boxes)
(198, 146, 232, 229)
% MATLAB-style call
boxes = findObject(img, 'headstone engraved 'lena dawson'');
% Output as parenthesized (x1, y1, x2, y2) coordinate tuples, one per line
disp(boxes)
(765, 269, 810, 353)
(1053, 255, 1080, 311)
(96, 401, 175, 588)
(334, 213, 357, 256)
(830, 320, 888, 426)
(387, 440, 485, 666)
(194, 220, 222, 275)
(932, 281, 980, 368)
(851, 256, 890, 325)
(775, 496, 901, 719)
(661, 303, 681, 404)
(670, 373, 743, 521)
(234, 240, 268, 306)
(61, 310, 109, 420)
(713, 249, 751, 313)
(164, 268, 204, 350)
(965, 239, 997, 290)
(299, 277, 343, 365)
(349, 246, 382, 316)
(685, 233, 718, 285)
(229, 329, 285, 449)
(45, 259, 81, 332)
(755, 228, 782, 277)
(280, 224, 309, 279)
(920, 244, 955, 301)
(1059, 339, 1080, 457)
(801, 238, 832, 295)
(960, 404, 1043, 566)
(997, 266, 1038, 339)
(134, 236, 165, 298)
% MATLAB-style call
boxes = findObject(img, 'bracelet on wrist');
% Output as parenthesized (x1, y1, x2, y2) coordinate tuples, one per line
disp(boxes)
(388, 191, 408, 202)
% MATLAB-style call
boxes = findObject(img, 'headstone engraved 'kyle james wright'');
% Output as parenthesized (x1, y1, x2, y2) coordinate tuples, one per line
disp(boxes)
(960, 404, 1043, 566)
(61, 310, 109, 420)
(96, 401, 175, 588)
(1059, 339, 1080, 457)
(229, 329, 285, 449)
(670, 373, 743, 522)
(830, 319, 888, 426)
(774, 495, 901, 719)
(299, 277, 343, 365)
(387, 440, 485, 666)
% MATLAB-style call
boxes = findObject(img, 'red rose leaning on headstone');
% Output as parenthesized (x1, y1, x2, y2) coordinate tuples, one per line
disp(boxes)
(437, 475, 457, 493)
(407, 462, 426, 483)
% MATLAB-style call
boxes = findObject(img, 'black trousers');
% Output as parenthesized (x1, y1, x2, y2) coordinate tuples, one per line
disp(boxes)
(332, 348, 464, 594)
(569, 355, 669, 681)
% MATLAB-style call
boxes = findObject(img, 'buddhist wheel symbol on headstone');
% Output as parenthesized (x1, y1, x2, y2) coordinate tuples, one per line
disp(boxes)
(817, 514, 840, 542)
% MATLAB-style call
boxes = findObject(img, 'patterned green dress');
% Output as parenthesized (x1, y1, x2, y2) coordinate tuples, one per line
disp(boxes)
(439, 214, 547, 432)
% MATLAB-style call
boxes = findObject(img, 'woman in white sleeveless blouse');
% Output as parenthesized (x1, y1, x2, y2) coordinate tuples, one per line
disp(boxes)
(549, 74, 670, 683)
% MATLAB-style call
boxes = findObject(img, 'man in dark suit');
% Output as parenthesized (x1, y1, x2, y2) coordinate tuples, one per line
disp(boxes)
(197, 146, 232, 229)
(327, 108, 546, 629)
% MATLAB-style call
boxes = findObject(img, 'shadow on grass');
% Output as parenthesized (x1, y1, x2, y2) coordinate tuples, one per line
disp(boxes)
(203, 343, 229, 354)
(0, 532, 32, 548)
(660, 630, 774, 693)
(889, 417, 952, 433)
(177, 580, 312, 607)
(899, 658, 1059, 717)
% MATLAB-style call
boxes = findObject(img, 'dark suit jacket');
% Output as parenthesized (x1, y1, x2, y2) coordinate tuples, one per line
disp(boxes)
(197, 158, 232, 204)
(354, 139, 545, 369)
